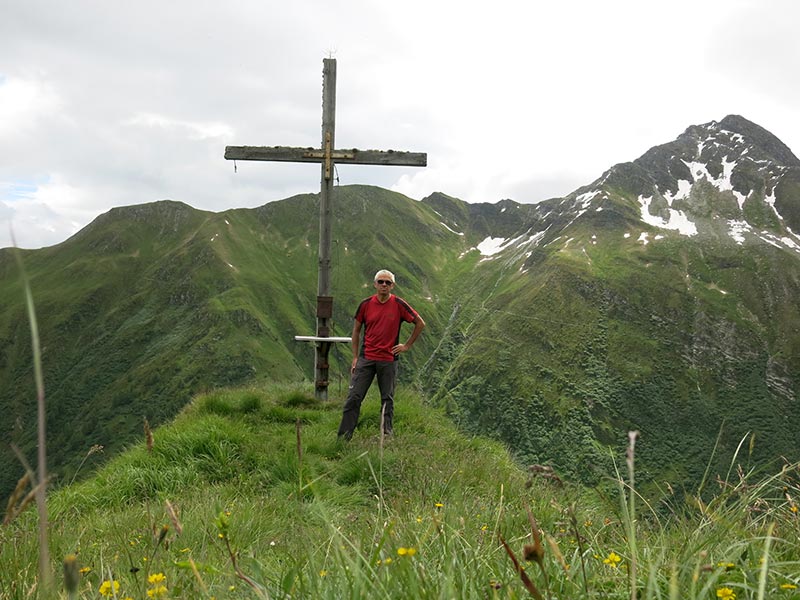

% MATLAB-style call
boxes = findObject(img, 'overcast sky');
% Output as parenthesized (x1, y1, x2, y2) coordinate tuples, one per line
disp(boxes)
(1, 0, 798, 249)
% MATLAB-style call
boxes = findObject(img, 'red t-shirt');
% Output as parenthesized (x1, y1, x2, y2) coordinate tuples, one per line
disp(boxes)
(355, 294, 419, 361)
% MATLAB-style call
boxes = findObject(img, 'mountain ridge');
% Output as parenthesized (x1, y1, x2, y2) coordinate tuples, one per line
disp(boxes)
(2, 114, 799, 498)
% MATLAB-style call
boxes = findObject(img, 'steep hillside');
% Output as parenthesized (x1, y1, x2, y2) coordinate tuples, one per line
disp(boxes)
(421, 115, 800, 490)
(0, 188, 467, 497)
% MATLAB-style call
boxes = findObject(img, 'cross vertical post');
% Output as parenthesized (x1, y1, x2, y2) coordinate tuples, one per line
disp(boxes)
(316, 58, 336, 399)
(225, 59, 426, 400)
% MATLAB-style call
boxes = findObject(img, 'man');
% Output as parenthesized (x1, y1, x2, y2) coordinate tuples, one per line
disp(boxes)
(337, 269, 425, 439)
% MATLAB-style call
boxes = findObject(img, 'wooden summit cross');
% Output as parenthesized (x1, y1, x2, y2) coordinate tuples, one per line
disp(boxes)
(225, 58, 427, 400)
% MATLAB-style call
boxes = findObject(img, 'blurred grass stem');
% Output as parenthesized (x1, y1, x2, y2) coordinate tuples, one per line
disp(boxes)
(12, 236, 52, 593)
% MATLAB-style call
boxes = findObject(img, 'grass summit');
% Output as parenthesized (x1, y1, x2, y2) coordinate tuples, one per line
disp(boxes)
(2, 382, 800, 598)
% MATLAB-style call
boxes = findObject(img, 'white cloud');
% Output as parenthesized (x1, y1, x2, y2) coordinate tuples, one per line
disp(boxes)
(123, 112, 234, 141)
(0, 175, 93, 248)
(0, 73, 61, 136)
(1, 0, 799, 249)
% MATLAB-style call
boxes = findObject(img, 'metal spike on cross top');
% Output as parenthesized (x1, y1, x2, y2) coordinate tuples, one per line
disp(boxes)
(225, 58, 427, 400)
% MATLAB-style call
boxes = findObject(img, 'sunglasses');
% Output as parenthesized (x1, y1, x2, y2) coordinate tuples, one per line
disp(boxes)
(376, 279, 393, 285)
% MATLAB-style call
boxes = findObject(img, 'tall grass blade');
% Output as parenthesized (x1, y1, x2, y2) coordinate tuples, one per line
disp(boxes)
(625, 431, 639, 600)
(724, 432, 751, 485)
(12, 240, 52, 593)
(696, 421, 725, 500)
(757, 523, 775, 600)
(296, 418, 303, 497)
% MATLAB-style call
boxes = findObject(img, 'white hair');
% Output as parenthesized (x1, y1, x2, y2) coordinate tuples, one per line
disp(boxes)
(373, 269, 395, 283)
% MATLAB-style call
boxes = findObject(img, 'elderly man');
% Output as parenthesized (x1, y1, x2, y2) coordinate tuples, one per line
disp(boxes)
(337, 269, 425, 439)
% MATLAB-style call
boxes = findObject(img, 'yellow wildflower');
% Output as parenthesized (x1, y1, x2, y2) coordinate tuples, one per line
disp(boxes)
(716, 587, 736, 599)
(147, 586, 168, 598)
(434, 502, 444, 508)
(99, 580, 120, 597)
(319, 570, 328, 577)
(79, 566, 92, 574)
(780, 583, 798, 590)
(603, 552, 622, 568)
(148, 573, 166, 585)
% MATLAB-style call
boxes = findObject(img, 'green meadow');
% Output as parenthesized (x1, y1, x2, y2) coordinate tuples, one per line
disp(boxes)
(3, 382, 799, 599)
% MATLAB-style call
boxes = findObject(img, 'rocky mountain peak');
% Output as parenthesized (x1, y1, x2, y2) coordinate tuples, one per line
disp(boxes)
(410, 116, 800, 277)
(713, 115, 799, 167)
(568, 115, 800, 249)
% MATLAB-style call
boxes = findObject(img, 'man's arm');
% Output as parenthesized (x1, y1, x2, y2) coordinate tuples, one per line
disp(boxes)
(350, 319, 362, 371)
(392, 314, 426, 355)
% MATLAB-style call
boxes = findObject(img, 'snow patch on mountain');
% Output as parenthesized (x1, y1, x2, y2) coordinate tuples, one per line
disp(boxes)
(782, 236, 800, 251)
(638, 195, 698, 236)
(663, 179, 693, 205)
(440, 221, 464, 235)
(684, 157, 735, 188)
(728, 220, 751, 244)
(528, 228, 549, 246)
(764, 190, 781, 220)
(576, 190, 601, 208)
(475, 228, 551, 262)
(724, 131, 746, 145)
(757, 233, 783, 249)
(667, 152, 750, 209)
(477, 236, 506, 256)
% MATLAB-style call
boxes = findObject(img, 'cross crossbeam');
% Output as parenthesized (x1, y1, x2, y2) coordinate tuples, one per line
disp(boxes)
(224, 146, 427, 166)
(224, 58, 427, 399)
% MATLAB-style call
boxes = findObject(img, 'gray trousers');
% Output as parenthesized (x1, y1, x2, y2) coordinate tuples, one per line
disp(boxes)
(337, 358, 398, 439)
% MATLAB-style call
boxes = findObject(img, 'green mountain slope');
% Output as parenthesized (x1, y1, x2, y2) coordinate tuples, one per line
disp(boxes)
(421, 115, 800, 490)
(0, 188, 465, 497)
(2, 114, 800, 500)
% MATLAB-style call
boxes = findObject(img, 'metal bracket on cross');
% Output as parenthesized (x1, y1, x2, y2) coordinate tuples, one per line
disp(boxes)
(293, 295, 351, 391)
(293, 335, 351, 391)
